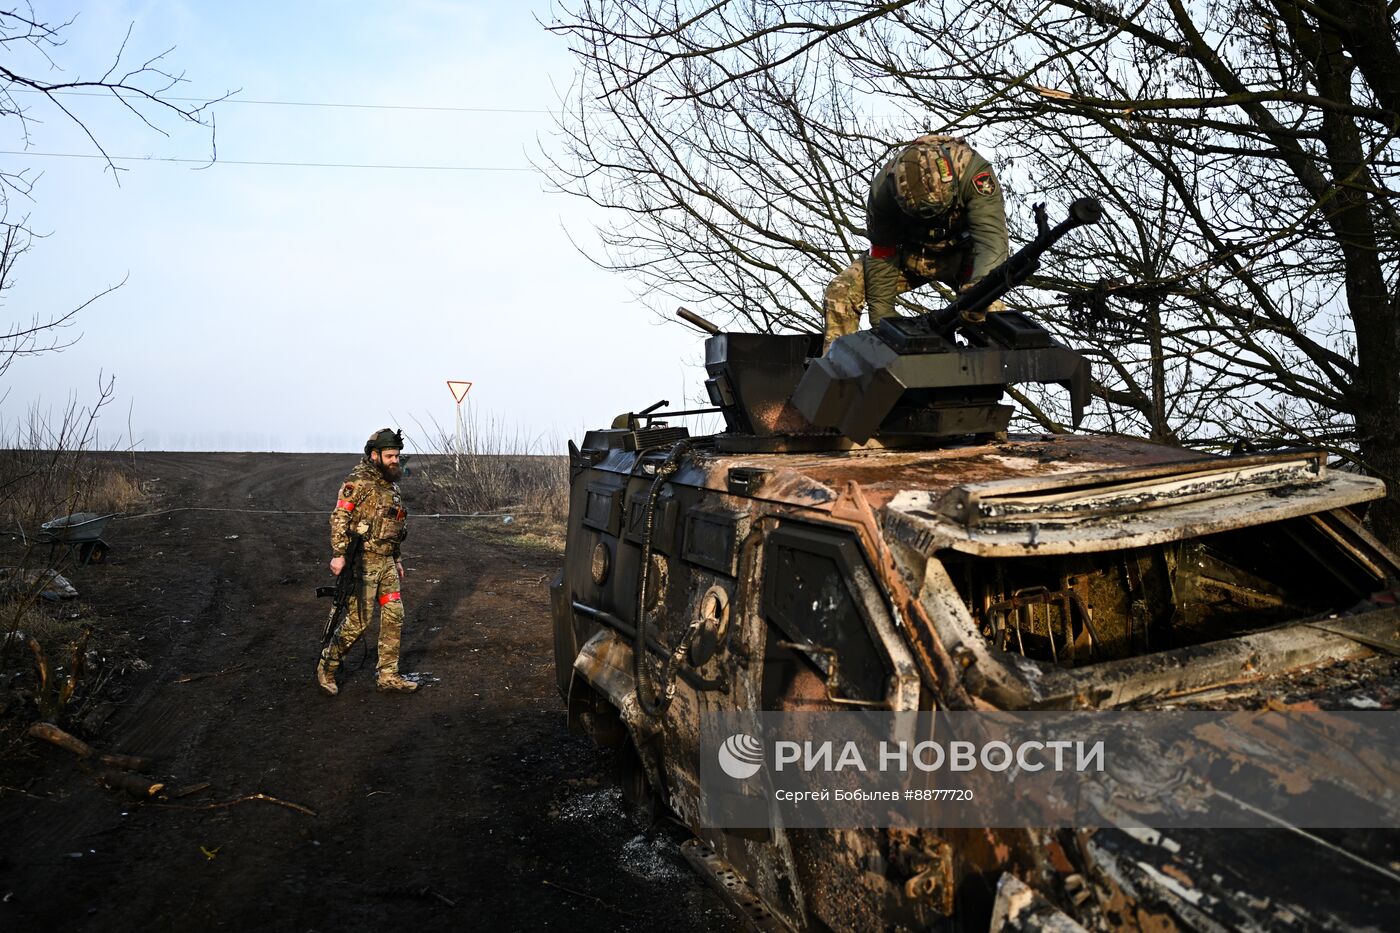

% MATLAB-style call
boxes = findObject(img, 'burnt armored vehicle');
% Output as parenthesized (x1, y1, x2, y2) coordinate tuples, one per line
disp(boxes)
(550, 201, 1400, 930)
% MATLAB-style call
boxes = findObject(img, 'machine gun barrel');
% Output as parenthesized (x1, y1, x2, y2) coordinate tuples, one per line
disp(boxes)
(924, 197, 1102, 332)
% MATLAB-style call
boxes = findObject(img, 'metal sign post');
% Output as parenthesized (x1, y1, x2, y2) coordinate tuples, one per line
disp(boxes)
(447, 381, 472, 472)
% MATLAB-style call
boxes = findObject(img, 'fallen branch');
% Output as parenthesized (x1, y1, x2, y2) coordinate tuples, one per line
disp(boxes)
(28, 637, 49, 699)
(27, 721, 153, 772)
(58, 625, 93, 710)
(28, 626, 94, 719)
(155, 791, 317, 817)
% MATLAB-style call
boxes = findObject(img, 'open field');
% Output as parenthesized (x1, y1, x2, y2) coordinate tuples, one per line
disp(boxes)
(0, 452, 736, 932)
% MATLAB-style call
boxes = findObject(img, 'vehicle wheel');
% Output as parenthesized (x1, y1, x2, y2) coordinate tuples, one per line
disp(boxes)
(80, 541, 110, 565)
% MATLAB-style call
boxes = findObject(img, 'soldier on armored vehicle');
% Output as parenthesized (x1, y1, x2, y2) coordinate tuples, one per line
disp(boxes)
(824, 135, 1011, 351)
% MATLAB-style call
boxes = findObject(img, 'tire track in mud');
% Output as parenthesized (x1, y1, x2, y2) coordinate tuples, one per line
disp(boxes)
(0, 452, 737, 932)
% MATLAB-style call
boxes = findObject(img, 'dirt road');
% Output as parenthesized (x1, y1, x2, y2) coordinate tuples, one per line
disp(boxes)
(0, 452, 736, 932)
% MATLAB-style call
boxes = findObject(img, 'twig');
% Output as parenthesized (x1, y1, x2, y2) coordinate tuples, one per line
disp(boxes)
(0, 784, 55, 801)
(428, 888, 457, 908)
(373, 884, 458, 908)
(155, 791, 317, 817)
(174, 664, 248, 684)
(541, 879, 638, 917)
(0, 731, 29, 761)
(169, 781, 211, 799)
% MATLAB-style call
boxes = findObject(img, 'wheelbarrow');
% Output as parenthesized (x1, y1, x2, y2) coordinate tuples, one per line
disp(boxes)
(37, 512, 117, 566)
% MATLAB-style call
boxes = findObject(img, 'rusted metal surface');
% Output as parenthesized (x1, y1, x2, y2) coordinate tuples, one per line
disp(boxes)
(571, 628, 649, 736)
(989, 874, 1090, 932)
(888, 828, 957, 916)
(684, 435, 1205, 506)
(745, 397, 816, 436)
(885, 470, 1384, 557)
(680, 839, 796, 932)
(935, 451, 1329, 524)
(914, 556, 1400, 709)
(675, 440, 1386, 561)
(829, 480, 980, 710)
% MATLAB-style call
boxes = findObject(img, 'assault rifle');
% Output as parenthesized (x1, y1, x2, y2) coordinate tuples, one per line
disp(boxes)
(317, 531, 364, 656)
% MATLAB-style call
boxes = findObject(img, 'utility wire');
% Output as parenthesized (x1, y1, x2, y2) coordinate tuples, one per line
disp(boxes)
(6, 88, 552, 114)
(0, 150, 534, 172)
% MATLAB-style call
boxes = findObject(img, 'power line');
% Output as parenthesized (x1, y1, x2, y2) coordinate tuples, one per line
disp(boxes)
(8, 88, 552, 114)
(0, 150, 535, 172)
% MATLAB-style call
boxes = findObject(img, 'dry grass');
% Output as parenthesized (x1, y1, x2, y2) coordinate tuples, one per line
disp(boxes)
(0, 602, 85, 655)
(0, 450, 146, 533)
(411, 454, 569, 522)
(0, 446, 146, 672)
(467, 512, 568, 557)
(407, 410, 569, 526)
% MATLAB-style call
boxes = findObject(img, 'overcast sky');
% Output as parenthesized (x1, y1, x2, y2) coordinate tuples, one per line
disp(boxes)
(2, 1, 714, 452)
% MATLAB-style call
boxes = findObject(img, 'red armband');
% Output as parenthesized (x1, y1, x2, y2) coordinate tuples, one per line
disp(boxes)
(869, 245, 896, 259)
(378, 591, 401, 605)
(336, 499, 356, 511)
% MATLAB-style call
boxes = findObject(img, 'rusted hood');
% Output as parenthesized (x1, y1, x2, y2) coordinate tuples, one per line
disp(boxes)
(673, 437, 1384, 558)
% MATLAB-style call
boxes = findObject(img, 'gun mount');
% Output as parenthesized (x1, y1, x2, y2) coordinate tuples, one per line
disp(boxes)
(698, 199, 1101, 451)
(792, 198, 1100, 444)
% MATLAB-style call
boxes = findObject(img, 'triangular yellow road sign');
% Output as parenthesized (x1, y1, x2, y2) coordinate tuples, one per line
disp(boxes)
(447, 380, 473, 404)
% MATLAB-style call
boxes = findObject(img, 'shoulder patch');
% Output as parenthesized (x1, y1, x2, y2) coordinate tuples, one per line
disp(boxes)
(972, 171, 997, 197)
(341, 483, 355, 499)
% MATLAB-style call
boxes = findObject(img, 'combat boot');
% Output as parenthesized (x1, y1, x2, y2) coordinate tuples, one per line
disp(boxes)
(376, 671, 419, 693)
(316, 657, 339, 696)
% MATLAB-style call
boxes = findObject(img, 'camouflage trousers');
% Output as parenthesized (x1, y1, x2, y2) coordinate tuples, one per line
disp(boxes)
(323, 553, 405, 676)
(822, 246, 972, 351)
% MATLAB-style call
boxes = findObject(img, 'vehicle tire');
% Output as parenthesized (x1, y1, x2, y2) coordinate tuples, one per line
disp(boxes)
(80, 540, 110, 565)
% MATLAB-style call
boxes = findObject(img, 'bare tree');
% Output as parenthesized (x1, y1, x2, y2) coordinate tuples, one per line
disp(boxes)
(0, 5, 222, 374)
(545, 0, 1400, 547)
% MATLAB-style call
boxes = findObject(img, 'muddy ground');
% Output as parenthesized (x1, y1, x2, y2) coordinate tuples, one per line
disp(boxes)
(0, 452, 739, 932)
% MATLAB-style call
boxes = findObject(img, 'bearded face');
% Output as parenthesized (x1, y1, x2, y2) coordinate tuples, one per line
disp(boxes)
(371, 449, 403, 482)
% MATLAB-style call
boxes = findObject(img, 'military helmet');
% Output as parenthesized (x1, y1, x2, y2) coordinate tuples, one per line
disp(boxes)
(364, 427, 404, 457)
(891, 134, 971, 221)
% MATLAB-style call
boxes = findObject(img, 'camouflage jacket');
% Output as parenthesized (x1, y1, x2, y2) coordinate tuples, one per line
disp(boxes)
(329, 459, 408, 558)
(864, 136, 1009, 312)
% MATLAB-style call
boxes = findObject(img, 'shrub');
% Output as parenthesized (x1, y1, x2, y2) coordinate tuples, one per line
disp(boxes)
(408, 410, 569, 523)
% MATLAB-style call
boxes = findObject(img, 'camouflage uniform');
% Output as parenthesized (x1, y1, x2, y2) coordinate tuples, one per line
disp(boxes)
(321, 458, 412, 687)
(824, 135, 1010, 349)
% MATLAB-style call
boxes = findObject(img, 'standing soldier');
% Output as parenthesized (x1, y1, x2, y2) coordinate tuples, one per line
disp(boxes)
(316, 428, 419, 695)
(824, 135, 1010, 350)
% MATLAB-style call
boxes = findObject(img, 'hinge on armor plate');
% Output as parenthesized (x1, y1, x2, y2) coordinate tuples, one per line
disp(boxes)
(727, 466, 770, 495)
